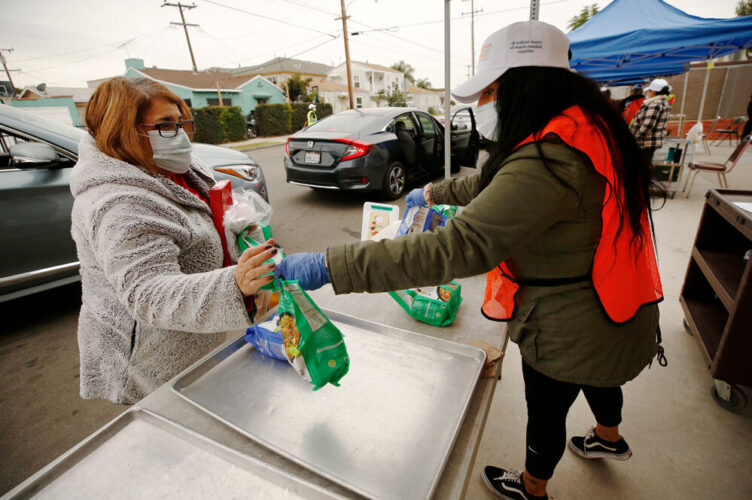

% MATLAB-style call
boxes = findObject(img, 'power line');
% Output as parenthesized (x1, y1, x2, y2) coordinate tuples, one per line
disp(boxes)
(202, 0, 338, 39)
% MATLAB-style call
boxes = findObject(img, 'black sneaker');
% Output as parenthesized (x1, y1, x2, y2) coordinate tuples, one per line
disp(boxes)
(568, 426, 632, 460)
(482, 466, 548, 500)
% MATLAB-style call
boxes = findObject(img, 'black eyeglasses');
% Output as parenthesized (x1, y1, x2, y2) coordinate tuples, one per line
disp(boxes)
(141, 120, 195, 138)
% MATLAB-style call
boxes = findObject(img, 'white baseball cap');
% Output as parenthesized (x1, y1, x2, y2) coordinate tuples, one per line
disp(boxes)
(452, 21, 571, 104)
(646, 78, 670, 93)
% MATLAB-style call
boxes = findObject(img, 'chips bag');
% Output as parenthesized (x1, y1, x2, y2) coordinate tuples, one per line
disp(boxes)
(245, 314, 288, 362)
(276, 279, 349, 390)
(389, 205, 463, 326)
(389, 282, 463, 327)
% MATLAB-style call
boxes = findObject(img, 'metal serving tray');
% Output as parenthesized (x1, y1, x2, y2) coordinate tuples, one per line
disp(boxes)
(3, 408, 344, 500)
(172, 310, 486, 500)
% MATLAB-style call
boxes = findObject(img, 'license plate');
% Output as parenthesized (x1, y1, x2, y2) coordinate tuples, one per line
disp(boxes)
(304, 151, 321, 164)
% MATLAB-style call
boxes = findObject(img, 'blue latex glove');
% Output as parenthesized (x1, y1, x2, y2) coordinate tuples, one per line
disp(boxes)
(274, 252, 330, 290)
(405, 187, 425, 211)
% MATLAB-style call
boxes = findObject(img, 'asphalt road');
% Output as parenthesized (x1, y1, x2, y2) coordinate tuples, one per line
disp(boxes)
(0, 144, 477, 494)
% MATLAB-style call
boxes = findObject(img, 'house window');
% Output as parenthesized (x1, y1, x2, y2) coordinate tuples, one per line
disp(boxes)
(207, 98, 232, 106)
(354, 75, 360, 89)
(356, 97, 362, 109)
(183, 98, 192, 108)
(256, 98, 269, 105)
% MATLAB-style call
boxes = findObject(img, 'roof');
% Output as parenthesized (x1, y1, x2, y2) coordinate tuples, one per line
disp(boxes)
(310, 79, 368, 93)
(408, 86, 439, 95)
(20, 86, 94, 103)
(352, 61, 402, 74)
(134, 67, 259, 91)
(220, 57, 332, 77)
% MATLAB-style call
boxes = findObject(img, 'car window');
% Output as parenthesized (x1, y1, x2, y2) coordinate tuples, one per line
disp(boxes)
(386, 114, 416, 134)
(0, 104, 86, 143)
(416, 114, 437, 137)
(451, 108, 473, 131)
(304, 111, 382, 133)
(0, 129, 74, 170)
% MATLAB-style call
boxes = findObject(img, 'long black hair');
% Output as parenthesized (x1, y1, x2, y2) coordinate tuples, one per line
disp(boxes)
(480, 66, 659, 249)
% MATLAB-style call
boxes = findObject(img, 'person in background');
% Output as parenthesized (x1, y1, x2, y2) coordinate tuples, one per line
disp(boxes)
(71, 77, 276, 404)
(621, 84, 645, 125)
(306, 103, 318, 127)
(742, 91, 752, 139)
(276, 21, 663, 500)
(631, 78, 672, 164)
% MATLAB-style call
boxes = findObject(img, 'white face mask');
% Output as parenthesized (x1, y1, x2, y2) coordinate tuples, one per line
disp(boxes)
(147, 129, 193, 174)
(475, 101, 498, 141)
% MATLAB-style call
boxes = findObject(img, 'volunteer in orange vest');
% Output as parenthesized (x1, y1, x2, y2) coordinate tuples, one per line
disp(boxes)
(277, 21, 664, 500)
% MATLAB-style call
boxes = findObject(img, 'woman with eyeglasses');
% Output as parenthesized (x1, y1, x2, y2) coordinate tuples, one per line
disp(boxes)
(70, 77, 276, 404)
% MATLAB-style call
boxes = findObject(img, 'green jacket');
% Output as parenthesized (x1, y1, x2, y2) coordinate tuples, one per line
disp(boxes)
(327, 142, 659, 387)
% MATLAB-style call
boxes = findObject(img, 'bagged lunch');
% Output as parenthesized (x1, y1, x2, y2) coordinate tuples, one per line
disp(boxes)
(388, 204, 463, 326)
(276, 279, 349, 390)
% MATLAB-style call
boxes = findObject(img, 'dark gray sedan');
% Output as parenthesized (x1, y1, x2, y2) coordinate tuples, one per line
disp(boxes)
(284, 107, 479, 200)
(0, 103, 268, 302)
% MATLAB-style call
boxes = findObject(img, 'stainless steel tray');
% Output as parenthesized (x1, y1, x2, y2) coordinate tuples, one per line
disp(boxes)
(3, 408, 345, 500)
(172, 309, 486, 500)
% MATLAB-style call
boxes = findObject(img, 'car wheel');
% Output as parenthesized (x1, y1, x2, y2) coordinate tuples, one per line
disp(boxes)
(381, 161, 406, 200)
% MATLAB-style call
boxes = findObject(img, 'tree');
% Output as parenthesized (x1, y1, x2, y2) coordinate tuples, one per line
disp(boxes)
(567, 3, 599, 31)
(416, 78, 433, 89)
(380, 82, 408, 107)
(737, 0, 752, 16)
(285, 73, 312, 103)
(391, 60, 415, 84)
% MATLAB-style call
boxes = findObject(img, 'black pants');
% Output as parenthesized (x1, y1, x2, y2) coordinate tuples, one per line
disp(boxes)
(522, 360, 623, 480)
(640, 147, 657, 165)
(742, 119, 751, 140)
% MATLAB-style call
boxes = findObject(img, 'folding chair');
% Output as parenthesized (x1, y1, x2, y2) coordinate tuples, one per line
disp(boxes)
(682, 137, 751, 197)
(701, 116, 719, 155)
(712, 117, 745, 146)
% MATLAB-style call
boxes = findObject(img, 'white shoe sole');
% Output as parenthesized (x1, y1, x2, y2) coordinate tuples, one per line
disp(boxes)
(567, 439, 633, 460)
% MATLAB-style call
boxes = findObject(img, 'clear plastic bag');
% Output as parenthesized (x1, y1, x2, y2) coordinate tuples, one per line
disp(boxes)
(223, 189, 274, 263)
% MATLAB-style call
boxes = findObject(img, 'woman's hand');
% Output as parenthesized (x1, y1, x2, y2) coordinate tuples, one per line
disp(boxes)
(235, 240, 278, 297)
(405, 183, 434, 210)
(423, 182, 434, 207)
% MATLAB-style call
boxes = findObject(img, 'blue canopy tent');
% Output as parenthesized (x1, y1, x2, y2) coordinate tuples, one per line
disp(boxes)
(568, 0, 752, 127)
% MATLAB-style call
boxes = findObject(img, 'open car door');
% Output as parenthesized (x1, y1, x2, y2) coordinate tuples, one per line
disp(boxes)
(450, 107, 480, 170)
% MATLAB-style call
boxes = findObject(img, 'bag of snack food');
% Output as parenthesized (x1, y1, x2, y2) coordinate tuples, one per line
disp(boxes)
(388, 282, 463, 327)
(276, 279, 349, 390)
(396, 206, 444, 236)
(245, 314, 287, 361)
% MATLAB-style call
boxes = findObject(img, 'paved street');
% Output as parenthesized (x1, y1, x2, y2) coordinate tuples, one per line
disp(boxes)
(0, 144, 472, 494)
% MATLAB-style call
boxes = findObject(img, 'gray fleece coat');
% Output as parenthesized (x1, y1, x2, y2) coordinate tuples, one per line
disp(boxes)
(70, 135, 252, 404)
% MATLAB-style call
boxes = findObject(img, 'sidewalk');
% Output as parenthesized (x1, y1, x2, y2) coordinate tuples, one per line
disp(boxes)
(222, 134, 290, 151)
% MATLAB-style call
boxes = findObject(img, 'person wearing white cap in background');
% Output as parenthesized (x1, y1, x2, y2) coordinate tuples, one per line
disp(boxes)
(306, 103, 318, 127)
(275, 21, 664, 500)
(631, 78, 672, 163)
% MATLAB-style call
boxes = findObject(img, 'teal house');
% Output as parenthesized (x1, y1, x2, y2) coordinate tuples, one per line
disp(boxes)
(118, 58, 286, 115)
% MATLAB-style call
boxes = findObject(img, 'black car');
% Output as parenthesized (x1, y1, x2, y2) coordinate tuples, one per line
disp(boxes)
(284, 107, 479, 200)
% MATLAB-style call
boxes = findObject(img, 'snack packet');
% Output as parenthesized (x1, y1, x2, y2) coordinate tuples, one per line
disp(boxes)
(245, 314, 287, 361)
(389, 282, 463, 327)
(396, 206, 445, 236)
(277, 280, 349, 390)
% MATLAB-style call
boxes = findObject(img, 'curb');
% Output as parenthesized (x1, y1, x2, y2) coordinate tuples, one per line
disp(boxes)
(232, 142, 286, 152)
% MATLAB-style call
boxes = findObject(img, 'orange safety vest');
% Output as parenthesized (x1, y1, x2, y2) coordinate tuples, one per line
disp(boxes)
(481, 106, 663, 324)
(623, 96, 645, 127)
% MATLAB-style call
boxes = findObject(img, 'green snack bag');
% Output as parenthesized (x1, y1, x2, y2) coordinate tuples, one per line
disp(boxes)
(388, 282, 463, 327)
(276, 279, 349, 390)
(237, 224, 285, 291)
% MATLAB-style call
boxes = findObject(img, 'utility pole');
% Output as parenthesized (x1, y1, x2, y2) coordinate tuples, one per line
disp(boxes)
(0, 48, 19, 98)
(462, 0, 482, 75)
(337, 0, 355, 109)
(530, 0, 540, 20)
(162, 2, 199, 71)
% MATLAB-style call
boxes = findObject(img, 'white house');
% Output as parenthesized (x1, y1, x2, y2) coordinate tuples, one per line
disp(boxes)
(407, 86, 443, 113)
(309, 79, 371, 113)
(327, 61, 406, 105)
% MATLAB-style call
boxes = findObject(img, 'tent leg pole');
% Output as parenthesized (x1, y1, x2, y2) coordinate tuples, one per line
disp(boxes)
(678, 70, 689, 136)
(444, 0, 451, 180)
(697, 62, 712, 125)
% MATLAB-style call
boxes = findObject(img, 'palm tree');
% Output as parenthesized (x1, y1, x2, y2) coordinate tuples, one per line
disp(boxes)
(391, 60, 415, 84)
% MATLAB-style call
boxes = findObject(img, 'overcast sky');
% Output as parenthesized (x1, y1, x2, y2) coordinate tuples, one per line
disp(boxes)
(1, 0, 742, 91)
